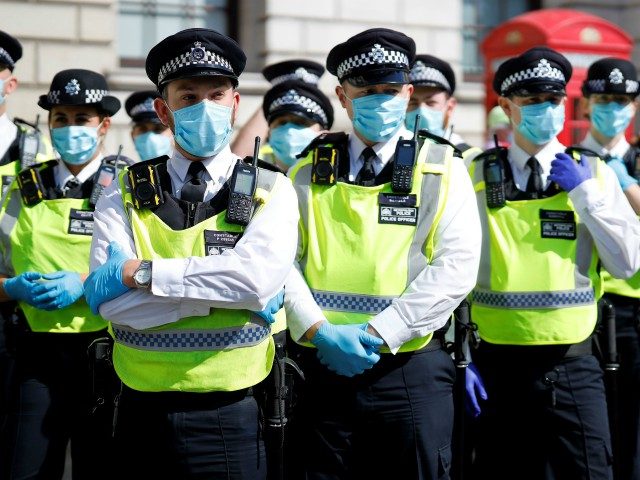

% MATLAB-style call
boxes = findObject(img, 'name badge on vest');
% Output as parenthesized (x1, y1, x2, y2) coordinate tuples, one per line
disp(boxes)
(540, 209, 576, 240)
(378, 193, 418, 225)
(2, 175, 14, 197)
(204, 230, 242, 255)
(68, 209, 94, 236)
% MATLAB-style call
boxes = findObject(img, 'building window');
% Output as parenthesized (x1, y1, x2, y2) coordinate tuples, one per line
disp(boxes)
(118, 0, 238, 68)
(462, 0, 540, 81)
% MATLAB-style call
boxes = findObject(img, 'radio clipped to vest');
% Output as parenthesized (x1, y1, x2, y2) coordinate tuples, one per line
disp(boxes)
(15, 116, 41, 169)
(391, 113, 420, 193)
(89, 145, 122, 207)
(128, 158, 164, 210)
(226, 137, 259, 226)
(17, 160, 57, 206)
(482, 136, 508, 208)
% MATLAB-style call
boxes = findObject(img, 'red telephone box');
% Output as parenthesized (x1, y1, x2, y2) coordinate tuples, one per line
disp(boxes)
(481, 9, 633, 146)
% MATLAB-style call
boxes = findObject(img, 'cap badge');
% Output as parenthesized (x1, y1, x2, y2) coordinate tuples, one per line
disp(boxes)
(609, 68, 624, 85)
(65, 79, 81, 96)
(369, 44, 385, 63)
(143, 97, 154, 111)
(190, 41, 206, 62)
(282, 89, 297, 102)
(534, 59, 552, 77)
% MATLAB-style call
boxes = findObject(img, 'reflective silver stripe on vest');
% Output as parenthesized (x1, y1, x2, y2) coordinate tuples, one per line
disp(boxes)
(311, 289, 397, 314)
(112, 320, 271, 352)
(292, 163, 312, 268)
(0, 186, 22, 274)
(472, 287, 595, 309)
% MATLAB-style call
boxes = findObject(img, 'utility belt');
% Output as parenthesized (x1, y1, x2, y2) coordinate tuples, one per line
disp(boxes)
(479, 336, 593, 361)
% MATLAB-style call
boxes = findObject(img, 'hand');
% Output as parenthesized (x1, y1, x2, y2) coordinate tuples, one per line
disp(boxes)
(3, 272, 43, 305)
(31, 271, 84, 311)
(465, 363, 488, 418)
(607, 156, 638, 191)
(254, 289, 284, 324)
(311, 322, 384, 377)
(549, 153, 592, 192)
(84, 241, 132, 315)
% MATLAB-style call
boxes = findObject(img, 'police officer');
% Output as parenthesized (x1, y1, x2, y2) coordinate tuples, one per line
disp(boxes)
(84, 28, 297, 479)
(467, 47, 640, 480)
(406, 54, 481, 166)
(125, 90, 173, 161)
(580, 57, 640, 480)
(284, 28, 481, 479)
(262, 79, 333, 172)
(232, 59, 326, 159)
(0, 68, 123, 479)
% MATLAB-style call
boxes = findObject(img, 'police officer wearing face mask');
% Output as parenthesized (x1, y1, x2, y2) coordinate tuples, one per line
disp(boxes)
(284, 28, 481, 479)
(467, 47, 640, 480)
(580, 57, 640, 480)
(83, 28, 297, 478)
(406, 54, 482, 167)
(0, 68, 125, 480)
(262, 79, 333, 172)
(125, 90, 174, 161)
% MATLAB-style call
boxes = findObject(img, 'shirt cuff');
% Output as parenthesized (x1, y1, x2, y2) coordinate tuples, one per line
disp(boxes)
(369, 306, 412, 354)
(151, 258, 188, 298)
(285, 300, 325, 342)
(568, 178, 604, 213)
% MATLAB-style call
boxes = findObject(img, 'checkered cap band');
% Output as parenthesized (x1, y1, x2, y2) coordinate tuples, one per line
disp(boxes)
(130, 98, 156, 117)
(0, 47, 14, 68)
(269, 90, 328, 126)
(158, 47, 234, 85)
(409, 61, 451, 91)
(112, 322, 271, 352)
(270, 70, 320, 86)
(586, 78, 639, 94)
(472, 288, 595, 309)
(500, 59, 565, 94)
(47, 90, 60, 104)
(311, 290, 396, 314)
(85, 89, 108, 103)
(336, 44, 409, 79)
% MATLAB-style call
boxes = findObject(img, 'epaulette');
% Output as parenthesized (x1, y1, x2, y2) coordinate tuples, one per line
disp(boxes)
(416, 129, 463, 158)
(297, 131, 349, 160)
(565, 146, 600, 161)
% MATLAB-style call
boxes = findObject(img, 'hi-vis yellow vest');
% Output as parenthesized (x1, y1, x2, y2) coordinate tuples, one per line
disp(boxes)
(111, 167, 284, 392)
(289, 138, 452, 353)
(469, 156, 605, 345)
(0, 176, 104, 333)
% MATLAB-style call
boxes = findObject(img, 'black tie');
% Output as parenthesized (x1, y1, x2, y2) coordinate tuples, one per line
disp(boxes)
(355, 147, 377, 186)
(526, 157, 543, 195)
(62, 178, 81, 197)
(181, 161, 207, 203)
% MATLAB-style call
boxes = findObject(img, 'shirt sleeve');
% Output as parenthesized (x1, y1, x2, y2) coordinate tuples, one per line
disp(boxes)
(568, 163, 640, 279)
(368, 158, 482, 353)
(284, 262, 325, 342)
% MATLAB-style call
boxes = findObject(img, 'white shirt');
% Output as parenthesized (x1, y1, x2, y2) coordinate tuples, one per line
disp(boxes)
(348, 127, 413, 180)
(0, 113, 17, 159)
(285, 129, 482, 353)
(580, 132, 630, 159)
(89, 144, 299, 329)
(55, 155, 103, 188)
(509, 138, 640, 279)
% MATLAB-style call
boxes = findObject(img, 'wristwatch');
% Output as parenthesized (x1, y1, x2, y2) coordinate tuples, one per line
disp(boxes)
(132, 260, 152, 289)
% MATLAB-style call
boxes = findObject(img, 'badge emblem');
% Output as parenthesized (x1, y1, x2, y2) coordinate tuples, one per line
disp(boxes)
(142, 97, 154, 112)
(190, 41, 206, 62)
(370, 44, 385, 63)
(609, 68, 624, 84)
(65, 79, 81, 96)
(534, 59, 552, 77)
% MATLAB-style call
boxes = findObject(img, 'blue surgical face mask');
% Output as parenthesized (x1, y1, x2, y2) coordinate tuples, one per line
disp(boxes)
(0, 78, 5, 106)
(134, 131, 172, 161)
(513, 100, 565, 145)
(51, 125, 100, 165)
(172, 100, 233, 158)
(591, 102, 634, 138)
(349, 93, 409, 143)
(269, 122, 318, 167)
(404, 106, 445, 136)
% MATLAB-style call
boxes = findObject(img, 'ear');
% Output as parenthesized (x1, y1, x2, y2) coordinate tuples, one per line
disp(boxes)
(579, 97, 591, 120)
(154, 97, 171, 127)
(98, 116, 111, 136)
(335, 85, 348, 109)
(231, 89, 240, 125)
(3, 76, 17, 95)
(446, 96, 457, 115)
(497, 97, 512, 120)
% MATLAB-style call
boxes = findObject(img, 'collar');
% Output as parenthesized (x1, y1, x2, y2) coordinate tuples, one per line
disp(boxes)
(55, 154, 104, 188)
(581, 132, 630, 159)
(509, 137, 565, 174)
(348, 126, 413, 165)
(168, 144, 236, 184)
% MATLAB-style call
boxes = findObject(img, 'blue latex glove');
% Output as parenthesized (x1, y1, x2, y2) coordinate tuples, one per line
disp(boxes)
(549, 153, 592, 192)
(255, 289, 285, 324)
(84, 241, 132, 315)
(3, 272, 43, 305)
(311, 322, 384, 377)
(607, 156, 638, 191)
(466, 363, 488, 418)
(30, 271, 84, 311)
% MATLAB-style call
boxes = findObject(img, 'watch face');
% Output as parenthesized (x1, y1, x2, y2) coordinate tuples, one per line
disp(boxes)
(134, 265, 151, 285)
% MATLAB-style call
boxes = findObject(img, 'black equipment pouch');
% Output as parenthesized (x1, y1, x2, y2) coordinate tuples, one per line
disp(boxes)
(298, 132, 349, 186)
(17, 160, 57, 206)
(127, 156, 169, 210)
(87, 336, 114, 415)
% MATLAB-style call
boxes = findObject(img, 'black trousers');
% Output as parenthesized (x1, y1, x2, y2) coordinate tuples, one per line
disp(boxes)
(472, 341, 613, 480)
(605, 294, 640, 480)
(0, 329, 115, 480)
(114, 385, 266, 480)
(296, 345, 455, 480)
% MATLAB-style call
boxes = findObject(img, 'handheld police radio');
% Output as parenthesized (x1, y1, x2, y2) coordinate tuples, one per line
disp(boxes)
(483, 135, 507, 208)
(226, 136, 259, 226)
(89, 145, 121, 207)
(16, 115, 41, 169)
(391, 114, 420, 193)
